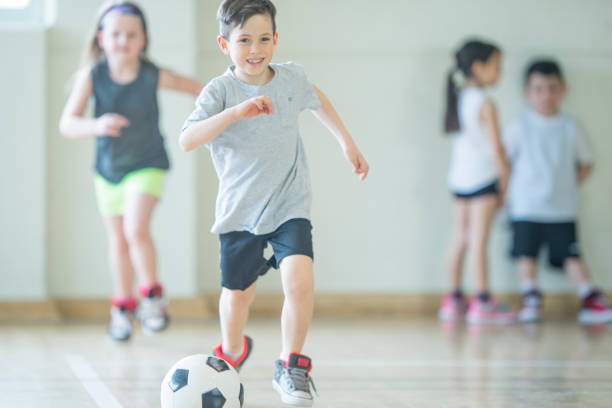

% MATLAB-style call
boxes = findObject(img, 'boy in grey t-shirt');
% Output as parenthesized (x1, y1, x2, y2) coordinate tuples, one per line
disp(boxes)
(504, 60, 612, 325)
(180, 1, 369, 405)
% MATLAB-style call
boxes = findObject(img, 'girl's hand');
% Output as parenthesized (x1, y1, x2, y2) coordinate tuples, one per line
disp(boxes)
(95, 113, 130, 137)
(232, 96, 274, 120)
(344, 144, 369, 181)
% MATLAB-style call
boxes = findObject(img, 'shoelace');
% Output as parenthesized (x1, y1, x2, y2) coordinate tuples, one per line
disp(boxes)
(287, 367, 318, 396)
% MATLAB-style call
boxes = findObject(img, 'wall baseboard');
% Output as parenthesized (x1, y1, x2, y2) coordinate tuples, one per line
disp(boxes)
(0, 293, 592, 322)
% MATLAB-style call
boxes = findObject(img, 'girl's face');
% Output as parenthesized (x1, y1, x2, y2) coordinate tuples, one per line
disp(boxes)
(97, 13, 146, 64)
(472, 51, 501, 87)
(218, 13, 278, 84)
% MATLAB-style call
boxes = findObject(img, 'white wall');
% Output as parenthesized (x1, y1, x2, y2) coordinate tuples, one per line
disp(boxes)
(194, 0, 612, 294)
(1, 0, 611, 300)
(0, 30, 46, 300)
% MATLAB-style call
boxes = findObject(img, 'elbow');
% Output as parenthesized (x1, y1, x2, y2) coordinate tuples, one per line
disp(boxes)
(58, 119, 71, 138)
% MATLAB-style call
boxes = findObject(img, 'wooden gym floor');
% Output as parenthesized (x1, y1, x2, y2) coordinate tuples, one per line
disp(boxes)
(1, 317, 612, 407)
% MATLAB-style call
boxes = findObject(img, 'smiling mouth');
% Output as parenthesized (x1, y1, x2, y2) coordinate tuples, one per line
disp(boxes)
(246, 57, 265, 65)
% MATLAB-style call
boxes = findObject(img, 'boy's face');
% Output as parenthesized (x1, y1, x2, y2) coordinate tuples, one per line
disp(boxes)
(218, 13, 278, 84)
(524, 73, 566, 116)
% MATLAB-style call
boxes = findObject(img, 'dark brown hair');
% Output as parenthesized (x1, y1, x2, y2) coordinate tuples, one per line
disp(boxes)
(217, 0, 277, 39)
(444, 39, 500, 133)
(525, 59, 564, 86)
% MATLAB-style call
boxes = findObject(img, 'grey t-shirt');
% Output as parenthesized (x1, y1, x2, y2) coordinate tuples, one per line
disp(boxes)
(504, 110, 594, 222)
(183, 62, 322, 235)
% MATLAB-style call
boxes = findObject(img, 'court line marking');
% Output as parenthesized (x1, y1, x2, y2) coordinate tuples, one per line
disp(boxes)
(64, 354, 124, 408)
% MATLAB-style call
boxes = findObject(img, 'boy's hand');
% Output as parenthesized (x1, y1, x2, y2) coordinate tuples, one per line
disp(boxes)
(232, 96, 274, 120)
(95, 113, 130, 137)
(344, 145, 369, 181)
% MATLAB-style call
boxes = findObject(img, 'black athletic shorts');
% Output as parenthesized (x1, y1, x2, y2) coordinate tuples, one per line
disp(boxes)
(511, 221, 580, 269)
(453, 181, 499, 199)
(219, 218, 313, 290)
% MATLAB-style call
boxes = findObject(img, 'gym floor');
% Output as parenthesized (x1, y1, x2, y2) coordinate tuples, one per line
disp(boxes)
(2, 317, 611, 407)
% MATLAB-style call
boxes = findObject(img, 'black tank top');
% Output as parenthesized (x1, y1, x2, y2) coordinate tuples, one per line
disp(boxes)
(92, 59, 169, 183)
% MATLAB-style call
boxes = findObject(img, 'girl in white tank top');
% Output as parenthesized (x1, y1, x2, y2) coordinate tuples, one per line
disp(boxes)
(439, 39, 515, 325)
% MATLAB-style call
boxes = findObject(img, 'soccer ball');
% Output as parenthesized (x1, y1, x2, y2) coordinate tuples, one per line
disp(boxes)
(161, 354, 244, 408)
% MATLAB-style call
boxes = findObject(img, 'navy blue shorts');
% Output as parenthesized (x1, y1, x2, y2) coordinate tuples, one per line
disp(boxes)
(219, 218, 313, 290)
(453, 181, 499, 199)
(511, 221, 580, 269)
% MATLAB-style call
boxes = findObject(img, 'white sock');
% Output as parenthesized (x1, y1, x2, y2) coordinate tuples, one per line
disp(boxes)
(520, 279, 537, 295)
(578, 282, 594, 299)
(222, 343, 243, 361)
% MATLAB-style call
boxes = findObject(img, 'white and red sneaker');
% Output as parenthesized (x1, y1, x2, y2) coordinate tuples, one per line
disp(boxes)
(578, 290, 612, 325)
(438, 294, 469, 321)
(466, 298, 516, 325)
(213, 335, 253, 372)
(273, 353, 316, 407)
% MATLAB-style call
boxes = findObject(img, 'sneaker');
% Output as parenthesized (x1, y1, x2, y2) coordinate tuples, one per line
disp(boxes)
(466, 298, 516, 325)
(518, 290, 543, 323)
(438, 294, 469, 321)
(108, 306, 134, 341)
(273, 353, 317, 407)
(213, 335, 253, 372)
(578, 290, 612, 325)
(138, 284, 169, 333)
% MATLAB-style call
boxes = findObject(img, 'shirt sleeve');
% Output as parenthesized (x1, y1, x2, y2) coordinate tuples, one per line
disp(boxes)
(181, 78, 226, 132)
(503, 119, 521, 160)
(575, 121, 594, 164)
(287, 63, 321, 111)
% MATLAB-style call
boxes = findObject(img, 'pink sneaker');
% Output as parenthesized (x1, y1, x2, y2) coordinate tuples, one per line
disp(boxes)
(466, 298, 516, 325)
(578, 291, 612, 325)
(438, 294, 469, 321)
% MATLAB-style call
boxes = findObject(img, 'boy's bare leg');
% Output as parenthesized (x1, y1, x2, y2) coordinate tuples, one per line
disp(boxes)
(279, 255, 314, 359)
(219, 282, 257, 354)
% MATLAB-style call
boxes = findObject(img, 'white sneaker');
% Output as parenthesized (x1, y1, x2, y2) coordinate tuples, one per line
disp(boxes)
(518, 290, 543, 323)
(108, 307, 133, 341)
(138, 296, 169, 333)
(578, 291, 612, 325)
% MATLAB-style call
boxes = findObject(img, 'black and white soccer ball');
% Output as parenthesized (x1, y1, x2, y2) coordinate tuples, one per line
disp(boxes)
(161, 354, 244, 408)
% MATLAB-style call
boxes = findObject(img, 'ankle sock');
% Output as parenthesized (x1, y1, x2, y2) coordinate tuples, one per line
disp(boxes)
(578, 283, 594, 299)
(111, 297, 138, 311)
(223, 343, 243, 362)
(139, 283, 163, 298)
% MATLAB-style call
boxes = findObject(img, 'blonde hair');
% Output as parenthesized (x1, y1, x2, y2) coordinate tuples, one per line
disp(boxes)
(80, 1, 150, 70)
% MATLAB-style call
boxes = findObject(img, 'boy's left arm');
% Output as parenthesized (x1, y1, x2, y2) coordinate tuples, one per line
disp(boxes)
(311, 86, 369, 181)
(159, 69, 204, 97)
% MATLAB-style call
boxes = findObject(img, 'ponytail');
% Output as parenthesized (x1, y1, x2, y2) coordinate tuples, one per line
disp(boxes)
(443, 39, 500, 135)
(444, 68, 460, 133)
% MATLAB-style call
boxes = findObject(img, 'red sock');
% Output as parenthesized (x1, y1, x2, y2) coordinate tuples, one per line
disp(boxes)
(140, 283, 163, 298)
(111, 297, 138, 311)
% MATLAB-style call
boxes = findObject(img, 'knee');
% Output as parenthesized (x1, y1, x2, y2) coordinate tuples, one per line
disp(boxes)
(124, 223, 150, 246)
(284, 281, 314, 303)
(224, 288, 255, 310)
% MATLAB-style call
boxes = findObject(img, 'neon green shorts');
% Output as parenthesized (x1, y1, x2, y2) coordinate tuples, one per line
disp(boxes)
(94, 168, 165, 217)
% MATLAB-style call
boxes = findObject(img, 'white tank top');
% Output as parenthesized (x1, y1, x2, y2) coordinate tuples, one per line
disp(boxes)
(447, 87, 497, 193)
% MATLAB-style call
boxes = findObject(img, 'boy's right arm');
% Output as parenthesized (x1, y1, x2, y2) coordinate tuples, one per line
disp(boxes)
(179, 95, 273, 152)
(59, 68, 129, 139)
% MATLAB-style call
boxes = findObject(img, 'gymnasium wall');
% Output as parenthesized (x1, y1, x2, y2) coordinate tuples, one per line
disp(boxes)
(1, 0, 611, 300)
